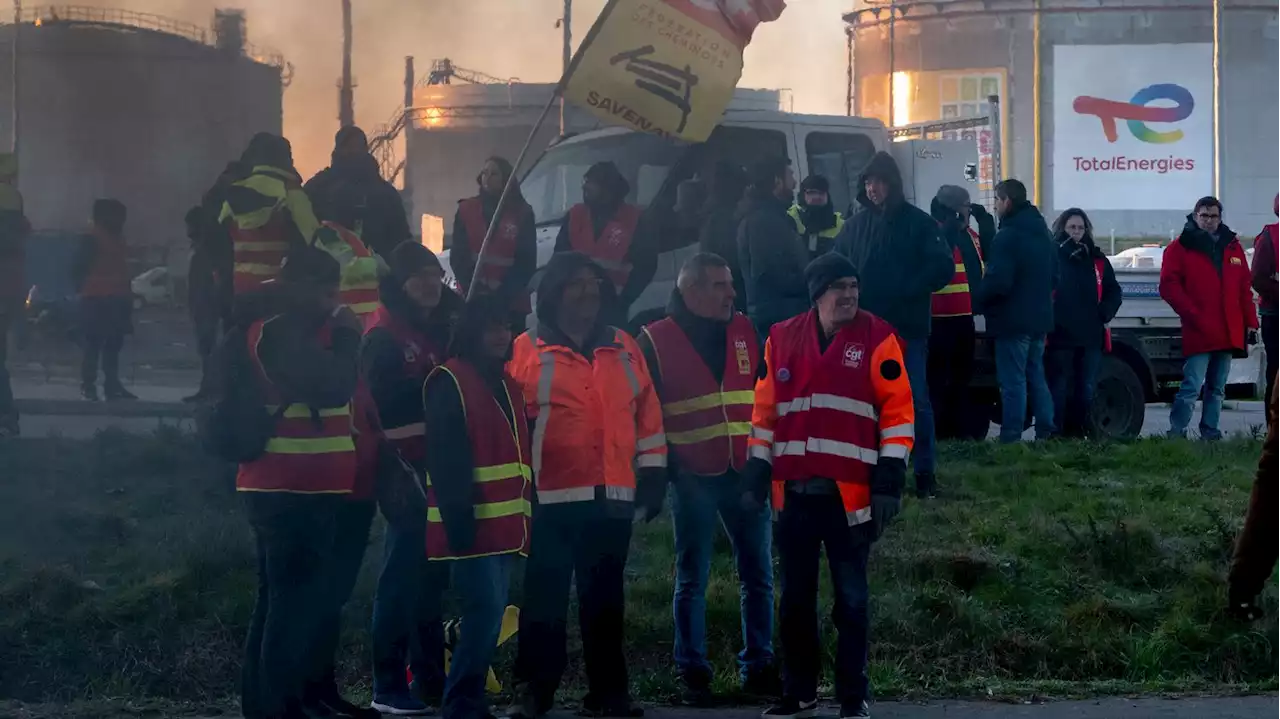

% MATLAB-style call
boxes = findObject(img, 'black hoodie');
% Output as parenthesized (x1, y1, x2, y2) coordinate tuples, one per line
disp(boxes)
(832, 151, 954, 340)
(305, 152, 410, 259)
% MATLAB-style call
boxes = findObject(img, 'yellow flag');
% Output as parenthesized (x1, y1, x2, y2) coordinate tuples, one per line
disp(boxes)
(563, 0, 786, 142)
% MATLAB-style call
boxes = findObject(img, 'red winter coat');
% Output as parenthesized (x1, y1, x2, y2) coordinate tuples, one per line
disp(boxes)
(1159, 216, 1258, 357)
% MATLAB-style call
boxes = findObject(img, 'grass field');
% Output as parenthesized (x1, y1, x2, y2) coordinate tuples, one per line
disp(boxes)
(0, 428, 1274, 710)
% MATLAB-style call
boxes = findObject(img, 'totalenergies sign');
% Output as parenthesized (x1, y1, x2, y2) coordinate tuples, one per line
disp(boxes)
(1053, 44, 1212, 211)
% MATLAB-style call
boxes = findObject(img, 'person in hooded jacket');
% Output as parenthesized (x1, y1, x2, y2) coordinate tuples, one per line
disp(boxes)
(1252, 195, 1278, 409)
(974, 179, 1057, 443)
(362, 242, 458, 716)
(1159, 196, 1258, 440)
(1046, 209, 1122, 438)
(833, 151, 952, 496)
(788, 174, 844, 260)
(421, 294, 532, 719)
(737, 156, 809, 338)
(450, 156, 537, 327)
(506, 252, 667, 719)
(697, 160, 749, 312)
(926, 186, 987, 445)
(305, 126, 411, 259)
(554, 162, 657, 326)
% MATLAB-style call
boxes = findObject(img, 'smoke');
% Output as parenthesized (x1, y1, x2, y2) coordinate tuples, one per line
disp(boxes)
(64, 0, 846, 178)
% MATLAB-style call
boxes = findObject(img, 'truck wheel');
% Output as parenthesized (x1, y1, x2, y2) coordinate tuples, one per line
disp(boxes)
(1091, 354, 1145, 439)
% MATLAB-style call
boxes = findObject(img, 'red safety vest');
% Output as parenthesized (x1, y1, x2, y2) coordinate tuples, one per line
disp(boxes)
(457, 196, 533, 314)
(231, 213, 291, 294)
(1095, 257, 1112, 353)
(424, 358, 532, 560)
(318, 221, 381, 318)
(766, 311, 900, 525)
(566, 203, 641, 290)
(931, 228, 982, 318)
(362, 305, 445, 465)
(80, 228, 131, 298)
(235, 317, 357, 494)
(641, 314, 758, 476)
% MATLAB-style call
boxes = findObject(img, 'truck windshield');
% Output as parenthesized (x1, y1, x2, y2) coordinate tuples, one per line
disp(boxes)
(520, 132, 688, 225)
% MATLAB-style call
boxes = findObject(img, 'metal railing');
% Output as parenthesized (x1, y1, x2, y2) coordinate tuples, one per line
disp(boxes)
(10, 5, 286, 68)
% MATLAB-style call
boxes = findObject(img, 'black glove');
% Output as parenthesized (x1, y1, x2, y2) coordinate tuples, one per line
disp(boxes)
(968, 202, 990, 220)
(1247, 328, 1260, 346)
(634, 469, 668, 523)
(870, 494, 901, 541)
(738, 457, 772, 510)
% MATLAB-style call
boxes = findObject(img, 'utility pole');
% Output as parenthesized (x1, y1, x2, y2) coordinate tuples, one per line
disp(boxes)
(559, 0, 571, 135)
(11, 0, 20, 153)
(339, 0, 354, 127)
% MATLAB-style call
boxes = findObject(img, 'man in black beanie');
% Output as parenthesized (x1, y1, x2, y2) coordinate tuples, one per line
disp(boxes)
(788, 174, 845, 260)
(744, 252, 915, 719)
(305, 125, 412, 259)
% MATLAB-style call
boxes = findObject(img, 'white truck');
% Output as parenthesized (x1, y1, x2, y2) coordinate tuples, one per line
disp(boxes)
(438, 109, 1264, 440)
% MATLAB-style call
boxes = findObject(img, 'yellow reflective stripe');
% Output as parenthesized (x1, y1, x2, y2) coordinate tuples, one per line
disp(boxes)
(427, 497, 531, 523)
(229, 207, 278, 230)
(348, 301, 380, 315)
(265, 404, 351, 419)
(667, 421, 752, 445)
(474, 463, 533, 482)
(662, 390, 755, 417)
(934, 283, 970, 295)
(236, 173, 288, 199)
(235, 262, 282, 276)
(953, 263, 966, 271)
(236, 241, 291, 252)
(265, 436, 356, 454)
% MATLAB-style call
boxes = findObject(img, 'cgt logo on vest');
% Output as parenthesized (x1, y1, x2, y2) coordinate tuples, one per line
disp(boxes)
(842, 342, 865, 369)
(1071, 83, 1196, 175)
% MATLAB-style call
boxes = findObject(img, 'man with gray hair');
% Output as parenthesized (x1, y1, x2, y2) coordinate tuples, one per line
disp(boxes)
(637, 253, 779, 704)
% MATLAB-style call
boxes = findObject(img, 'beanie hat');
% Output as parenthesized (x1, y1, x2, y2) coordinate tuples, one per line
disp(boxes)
(805, 252, 859, 302)
(800, 174, 830, 194)
(280, 245, 341, 287)
(935, 185, 971, 213)
(390, 241, 442, 284)
(334, 125, 369, 152)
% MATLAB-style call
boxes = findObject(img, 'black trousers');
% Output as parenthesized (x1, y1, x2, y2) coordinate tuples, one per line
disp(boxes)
(1263, 313, 1277, 406)
(776, 493, 873, 707)
(241, 493, 341, 719)
(512, 503, 633, 706)
(0, 307, 14, 418)
(304, 499, 377, 704)
(81, 334, 125, 388)
(927, 315, 976, 440)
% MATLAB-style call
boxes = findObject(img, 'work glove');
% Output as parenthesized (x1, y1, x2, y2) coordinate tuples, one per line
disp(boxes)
(1247, 328, 1260, 346)
(869, 457, 906, 541)
(634, 469, 668, 523)
(870, 494, 901, 541)
(968, 202, 990, 220)
(738, 457, 772, 511)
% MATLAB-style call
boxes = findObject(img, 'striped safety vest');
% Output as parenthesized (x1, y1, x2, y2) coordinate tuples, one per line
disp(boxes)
(424, 358, 532, 560)
(361, 305, 444, 464)
(566, 203, 641, 291)
(235, 316, 357, 494)
(641, 313, 757, 476)
(221, 165, 320, 294)
(457, 196, 533, 314)
(787, 205, 845, 257)
(931, 227, 983, 318)
(316, 221, 380, 317)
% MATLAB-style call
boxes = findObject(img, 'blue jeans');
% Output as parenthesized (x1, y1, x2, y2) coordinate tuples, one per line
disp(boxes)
(776, 492, 872, 706)
(994, 335, 1055, 442)
(1046, 346, 1103, 438)
(442, 554, 516, 719)
(671, 472, 774, 680)
(902, 338, 935, 474)
(1169, 351, 1233, 439)
(372, 519, 448, 701)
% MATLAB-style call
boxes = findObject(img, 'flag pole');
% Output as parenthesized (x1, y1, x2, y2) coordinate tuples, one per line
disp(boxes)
(465, 0, 621, 301)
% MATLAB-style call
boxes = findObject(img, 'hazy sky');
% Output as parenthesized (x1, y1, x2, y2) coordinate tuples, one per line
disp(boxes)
(63, 1, 849, 176)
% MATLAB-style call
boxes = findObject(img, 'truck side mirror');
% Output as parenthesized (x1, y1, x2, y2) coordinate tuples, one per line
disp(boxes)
(964, 163, 978, 182)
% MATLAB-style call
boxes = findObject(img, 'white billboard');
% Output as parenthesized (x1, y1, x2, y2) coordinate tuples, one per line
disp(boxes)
(1052, 44, 1213, 211)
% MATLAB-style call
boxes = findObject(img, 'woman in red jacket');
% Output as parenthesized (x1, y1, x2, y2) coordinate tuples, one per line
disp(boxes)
(1158, 196, 1258, 439)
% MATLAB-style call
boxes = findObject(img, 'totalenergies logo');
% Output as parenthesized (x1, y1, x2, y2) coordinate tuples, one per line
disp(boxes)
(1073, 83, 1194, 144)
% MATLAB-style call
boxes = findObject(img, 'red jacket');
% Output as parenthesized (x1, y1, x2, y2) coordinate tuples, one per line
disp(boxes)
(1159, 217, 1258, 357)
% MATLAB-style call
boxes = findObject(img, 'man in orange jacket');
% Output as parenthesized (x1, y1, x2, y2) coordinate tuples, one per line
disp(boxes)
(744, 253, 914, 719)
(506, 252, 666, 719)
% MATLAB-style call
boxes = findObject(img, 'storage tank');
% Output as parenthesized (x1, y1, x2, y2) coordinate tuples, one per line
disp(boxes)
(405, 81, 782, 247)
(846, 0, 1278, 236)
(0, 7, 285, 264)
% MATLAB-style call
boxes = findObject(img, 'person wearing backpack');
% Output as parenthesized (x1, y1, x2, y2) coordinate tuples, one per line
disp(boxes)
(363, 241, 459, 715)
(233, 245, 364, 719)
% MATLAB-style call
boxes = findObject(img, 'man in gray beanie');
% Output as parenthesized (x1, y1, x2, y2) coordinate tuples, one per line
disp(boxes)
(744, 252, 915, 719)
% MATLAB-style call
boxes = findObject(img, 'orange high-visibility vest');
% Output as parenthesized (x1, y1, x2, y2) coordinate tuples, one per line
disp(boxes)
(235, 316, 357, 494)
(506, 327, 666, 505)
(747, 309, 915, 525)
(931, 227, 983, 318)
(566, 203, 641, 290)
(457, 196, 533, 314)
(424, 358, 532, 560)
(641, 313, 758, 476)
